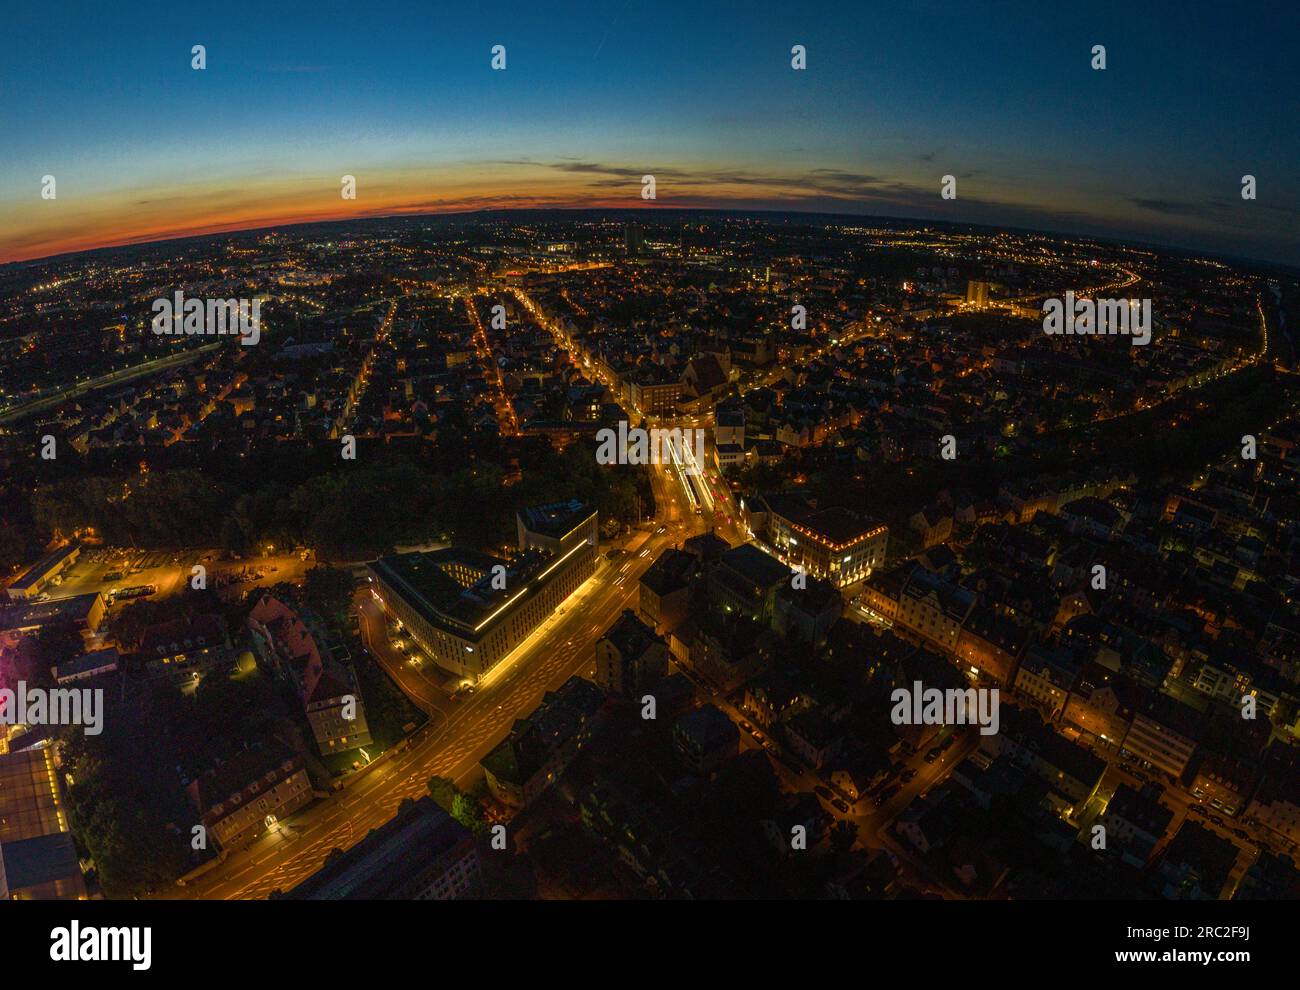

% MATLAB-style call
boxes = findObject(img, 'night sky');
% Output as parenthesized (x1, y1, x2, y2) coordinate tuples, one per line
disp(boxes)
(3, 0, 1297, 264)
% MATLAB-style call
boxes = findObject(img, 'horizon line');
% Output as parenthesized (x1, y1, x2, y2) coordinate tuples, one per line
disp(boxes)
(4, 202, 1297, 276)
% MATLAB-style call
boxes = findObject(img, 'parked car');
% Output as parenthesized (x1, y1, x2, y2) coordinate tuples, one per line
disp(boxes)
(901, 768, 918, 783)
(874, 784, 901, 807)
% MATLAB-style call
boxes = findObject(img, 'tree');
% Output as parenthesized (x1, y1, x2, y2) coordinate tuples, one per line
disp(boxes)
(10, 620, 83, 688)
(829, 818, 857, 858)
(451, 792, 488, 836)
(60, 688, 195, 898)
(427, 775, 458, 812)
(0, 520, 39, 571)
(303, 567, 355, 625)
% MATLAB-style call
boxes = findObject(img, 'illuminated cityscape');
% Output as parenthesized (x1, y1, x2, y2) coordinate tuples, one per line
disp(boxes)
(0, 0, 1296, 974)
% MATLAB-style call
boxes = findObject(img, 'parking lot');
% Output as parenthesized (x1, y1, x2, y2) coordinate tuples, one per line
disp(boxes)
(49, 545, 317, 607)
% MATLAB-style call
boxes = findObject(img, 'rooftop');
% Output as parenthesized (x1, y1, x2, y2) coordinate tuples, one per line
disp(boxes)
(0, 593, 101, 633)
(717, 543, 791, 593)
(517, 499, 594, 540)
(7, 543, 78, 593)
(675, 703, 739, 750)
(481, 676, 604, 786)
(640, 548, 697, 597)
(52, 648, 120, 681)
(190, 741, 302, 817)
(282, 797, 473, 899)
(601, 609, 664, 660)
(0, 831, 83, 895)
(757, 492, 886, 547)
(370, 545, 571, 640)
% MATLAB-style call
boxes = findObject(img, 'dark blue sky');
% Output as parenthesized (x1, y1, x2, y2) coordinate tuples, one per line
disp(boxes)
(3, 0, 1296, 264)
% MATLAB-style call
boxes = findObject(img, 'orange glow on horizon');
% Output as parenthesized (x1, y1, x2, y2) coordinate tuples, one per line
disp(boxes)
(0, 160, 1162, 266)
(1, 165, 827, 264)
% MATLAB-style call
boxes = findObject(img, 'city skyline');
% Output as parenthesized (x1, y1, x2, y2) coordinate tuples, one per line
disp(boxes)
(3, 0, 1298, 267)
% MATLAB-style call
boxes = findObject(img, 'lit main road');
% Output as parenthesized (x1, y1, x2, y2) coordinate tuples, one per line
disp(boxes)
(161, 472, 702, 900)
(162, 289, 744, 898)
(170, 284, 770, 898)
(464, 295, 519, 435)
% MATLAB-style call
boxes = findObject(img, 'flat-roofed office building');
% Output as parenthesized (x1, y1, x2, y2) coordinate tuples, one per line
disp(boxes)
(517, 499, 599, 557)
(371, 502, 597, 682)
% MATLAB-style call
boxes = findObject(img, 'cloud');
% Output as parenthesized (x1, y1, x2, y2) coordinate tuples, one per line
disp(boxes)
(1128, 197, 1214, 218)
(486, 159, 918, 201)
